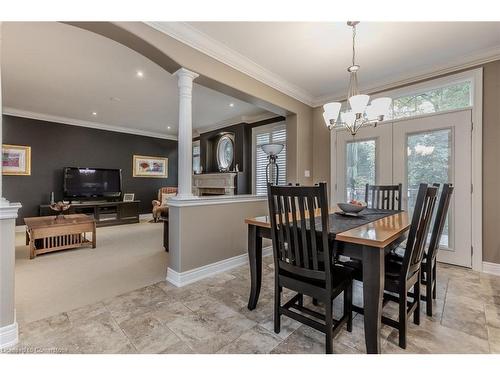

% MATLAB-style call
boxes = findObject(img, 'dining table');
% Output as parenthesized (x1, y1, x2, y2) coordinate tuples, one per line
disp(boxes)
(244, 208, 410, 354)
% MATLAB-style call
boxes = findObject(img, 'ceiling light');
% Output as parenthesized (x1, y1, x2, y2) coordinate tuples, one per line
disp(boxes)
(167, 126, 171, 130)
(136, 70, 144, 78)
(323, 21, 392, 136)
(92, 112, 97, 116)
(229, 103, 234, 107)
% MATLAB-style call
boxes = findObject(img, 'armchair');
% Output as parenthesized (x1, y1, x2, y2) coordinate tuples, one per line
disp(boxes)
(152, 187, 177, 222)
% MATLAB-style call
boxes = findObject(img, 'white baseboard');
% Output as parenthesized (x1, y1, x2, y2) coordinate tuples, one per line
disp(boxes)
(167, 246, 273, 287)
(482, 261, 500, 276)
(0, 321, 18, 350)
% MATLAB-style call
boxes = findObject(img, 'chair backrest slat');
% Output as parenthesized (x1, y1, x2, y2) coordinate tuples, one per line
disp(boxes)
(289, 196, 302, 267)
(401, 184, 438, 280)
(307, 195, 319, 271)
(427, 183, 454, 260)
(267, 183, 331, 283)
(297, 196, 310, 269)
(365, 183, 403, 210)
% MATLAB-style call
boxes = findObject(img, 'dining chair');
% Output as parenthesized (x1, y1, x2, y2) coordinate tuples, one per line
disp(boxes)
(266, 182, 353, 354)
(382, 183, 438, 348)
(390, 183, 454, 317)
(338, 183, 438, 349)
(365, 183, 403, 210)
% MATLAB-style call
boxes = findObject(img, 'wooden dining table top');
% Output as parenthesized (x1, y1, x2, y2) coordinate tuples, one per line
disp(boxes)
(244, 208, 410, 248)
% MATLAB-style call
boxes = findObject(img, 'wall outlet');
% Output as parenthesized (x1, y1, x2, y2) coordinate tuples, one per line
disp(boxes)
(304, 170, 311, 178)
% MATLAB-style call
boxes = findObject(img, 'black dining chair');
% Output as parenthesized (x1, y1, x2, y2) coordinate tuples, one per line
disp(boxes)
(365, 183, 403, 210)
(389, 183, 454, 317)
(338, 183, 438, 349)
(267, 182, 353, 354)
(382, 183, 438, 348)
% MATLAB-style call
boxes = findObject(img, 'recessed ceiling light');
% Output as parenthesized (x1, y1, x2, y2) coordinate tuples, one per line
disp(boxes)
(92, 111, 97, 116)
(136, 70, 144, 78)
(167, 126, 171, 130)
(110, 96, 121, 102)
(229, 103, 234, 107)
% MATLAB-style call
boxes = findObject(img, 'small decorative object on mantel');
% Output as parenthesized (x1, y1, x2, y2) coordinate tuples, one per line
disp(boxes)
(123, 193, 135, 202)
(216, 134, 234, 172)
(133, 155, 168, 178)
(49, 201, 71, 220)
(261, 143, 284, 185)
(2, 144, 31, 176)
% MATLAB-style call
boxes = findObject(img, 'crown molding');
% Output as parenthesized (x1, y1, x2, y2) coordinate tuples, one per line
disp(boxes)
(194, 112, 278, 136)
(313, 45, 500, 107)
(3, 107, 178, 141)
(146, 22, 315, 107)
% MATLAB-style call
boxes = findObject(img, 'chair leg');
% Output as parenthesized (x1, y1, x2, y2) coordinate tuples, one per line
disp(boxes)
(312, 298, 319, 306)
(325, 298, 333, 354)
(274, 282, 281, 334)
(414, 280, 421, 325)
(344, 284, 353, 332)
(432, 260, 437, 299)
(426, 264, 433, 317)
(399, 291, 407, 349)
(298, 293, 304, 307)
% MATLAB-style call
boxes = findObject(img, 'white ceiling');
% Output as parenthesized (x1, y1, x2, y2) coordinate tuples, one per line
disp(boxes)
(1, 22, 271, 139)
(160, 22, 500, 106)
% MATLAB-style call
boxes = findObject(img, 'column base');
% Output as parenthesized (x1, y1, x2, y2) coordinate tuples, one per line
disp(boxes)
(0, 321, 18, 350)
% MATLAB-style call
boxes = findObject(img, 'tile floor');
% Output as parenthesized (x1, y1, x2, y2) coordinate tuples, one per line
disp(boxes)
(5, 257, 500, 354)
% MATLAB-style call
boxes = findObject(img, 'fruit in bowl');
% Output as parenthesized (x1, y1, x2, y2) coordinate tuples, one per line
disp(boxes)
(337, 200, 367, 214)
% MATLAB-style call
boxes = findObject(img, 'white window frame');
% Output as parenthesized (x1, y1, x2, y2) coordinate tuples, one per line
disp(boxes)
(330, 68, 483, 271)
(252, 121, 287, 195)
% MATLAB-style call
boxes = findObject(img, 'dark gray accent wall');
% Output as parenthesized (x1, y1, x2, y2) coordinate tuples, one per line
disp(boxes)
(2, 115, 178, 225)
(196, 116, 285, 194)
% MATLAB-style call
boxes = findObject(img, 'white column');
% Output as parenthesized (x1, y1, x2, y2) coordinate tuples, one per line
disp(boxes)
(173, 67, 198, 199)
(0, 21, 22, 350)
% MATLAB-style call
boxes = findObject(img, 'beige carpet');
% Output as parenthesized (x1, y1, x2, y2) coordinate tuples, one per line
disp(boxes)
(14, 220, 168, 324)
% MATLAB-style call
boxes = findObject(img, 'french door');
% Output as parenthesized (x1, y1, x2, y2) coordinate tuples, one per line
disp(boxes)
(333, 109, 472, 267)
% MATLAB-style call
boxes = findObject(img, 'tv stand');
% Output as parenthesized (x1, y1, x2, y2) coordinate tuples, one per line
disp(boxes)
(39, 200, 140, 227)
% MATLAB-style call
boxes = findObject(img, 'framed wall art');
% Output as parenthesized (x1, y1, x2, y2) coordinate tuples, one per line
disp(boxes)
(2, 144, 31, 176)
(133, 155, 168, 178)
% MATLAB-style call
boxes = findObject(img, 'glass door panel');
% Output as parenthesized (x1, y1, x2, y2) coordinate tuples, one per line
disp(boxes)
(393, 109, 472, 267)
(406, 129, 452, 248)
(334, 122, 393, 204)
(346, 139, 376, 202)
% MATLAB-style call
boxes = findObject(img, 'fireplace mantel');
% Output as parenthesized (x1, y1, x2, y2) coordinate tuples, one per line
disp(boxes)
(193, 173, 237, 196)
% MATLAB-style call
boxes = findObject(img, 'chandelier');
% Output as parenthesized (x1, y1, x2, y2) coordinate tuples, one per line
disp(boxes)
(323, 21, 392, 136)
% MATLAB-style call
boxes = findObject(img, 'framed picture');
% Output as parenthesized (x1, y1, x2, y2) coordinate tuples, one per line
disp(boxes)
(123, 193, 135, 202)
(133, 155, 168, 178)
(2, 144, 31, 176)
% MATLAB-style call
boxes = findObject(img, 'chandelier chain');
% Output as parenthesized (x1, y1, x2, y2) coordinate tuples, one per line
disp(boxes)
(352, 24, 356, 66)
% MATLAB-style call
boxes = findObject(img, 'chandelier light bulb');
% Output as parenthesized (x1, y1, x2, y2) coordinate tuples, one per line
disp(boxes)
(371, 97, 392, 117)
(349, 94, 370, 114)
(323, 102, 341, 120)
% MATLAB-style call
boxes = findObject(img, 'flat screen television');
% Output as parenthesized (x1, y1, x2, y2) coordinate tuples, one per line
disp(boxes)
(63, 167, 122, 200)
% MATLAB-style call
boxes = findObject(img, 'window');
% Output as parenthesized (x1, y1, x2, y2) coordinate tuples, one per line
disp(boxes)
(391, 80, 471, 120)
(192, 140, 201, 174)
(253, 123, 287, 195)
(337, 79, 472, 124)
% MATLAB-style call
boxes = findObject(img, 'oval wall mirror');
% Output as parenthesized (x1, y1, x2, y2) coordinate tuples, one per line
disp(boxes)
(216, 135, 234, 172)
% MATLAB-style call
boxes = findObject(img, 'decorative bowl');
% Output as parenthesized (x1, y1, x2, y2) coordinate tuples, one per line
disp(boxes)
(49, 201, 71, 217)
(337, 202, 367, 214)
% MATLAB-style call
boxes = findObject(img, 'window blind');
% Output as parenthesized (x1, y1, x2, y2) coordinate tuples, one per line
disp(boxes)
(255, 125, 287, 195)
(192, 142, 201, 173)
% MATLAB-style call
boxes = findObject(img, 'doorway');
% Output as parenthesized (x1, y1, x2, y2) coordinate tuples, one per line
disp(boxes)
(334, 109, 473, 267)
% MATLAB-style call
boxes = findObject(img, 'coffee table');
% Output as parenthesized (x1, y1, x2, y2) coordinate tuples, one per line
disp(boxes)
(24, 214, 96, 259)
